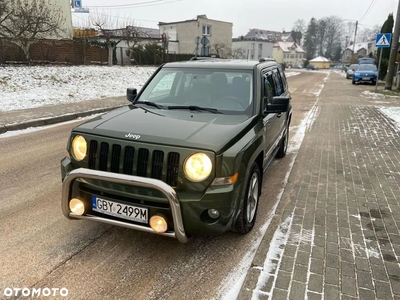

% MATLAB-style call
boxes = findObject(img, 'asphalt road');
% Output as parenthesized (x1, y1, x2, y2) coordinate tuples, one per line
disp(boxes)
(0, 70, 328, 300)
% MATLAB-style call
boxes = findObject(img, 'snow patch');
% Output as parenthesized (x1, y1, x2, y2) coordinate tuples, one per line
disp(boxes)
(360, 91, 385, 99)
(251, 215, 293, 299)
(0, 65, 157, 112)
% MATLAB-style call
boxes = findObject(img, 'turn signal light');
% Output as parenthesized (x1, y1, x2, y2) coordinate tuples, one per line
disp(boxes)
(150, 215, 168, 233)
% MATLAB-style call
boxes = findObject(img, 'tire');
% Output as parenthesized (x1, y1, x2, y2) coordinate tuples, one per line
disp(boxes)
(233, 163, 261, 233)
(372, 81, 376, 85)
(352, 80, 355, 85)
(276, 126, 289, 158)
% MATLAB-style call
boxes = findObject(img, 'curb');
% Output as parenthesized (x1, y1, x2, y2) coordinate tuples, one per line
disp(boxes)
(0, 106, 125, 135)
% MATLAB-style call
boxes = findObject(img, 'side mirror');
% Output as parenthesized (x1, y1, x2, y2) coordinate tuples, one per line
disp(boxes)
(264, 96, 290, 113)
(127, 88, 137, 102)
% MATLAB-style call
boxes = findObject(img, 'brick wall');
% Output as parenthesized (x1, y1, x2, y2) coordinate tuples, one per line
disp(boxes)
(0, 39, 108, 65)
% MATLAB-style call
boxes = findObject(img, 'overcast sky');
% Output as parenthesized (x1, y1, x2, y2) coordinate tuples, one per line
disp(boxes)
(73, 0, 398, 37)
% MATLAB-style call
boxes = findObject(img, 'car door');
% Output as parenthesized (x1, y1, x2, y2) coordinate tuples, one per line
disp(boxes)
(262, 69, 280, 166)
(274, 68, 290, 137)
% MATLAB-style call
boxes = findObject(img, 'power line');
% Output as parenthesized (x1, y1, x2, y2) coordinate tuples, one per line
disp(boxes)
(359, 0, 377, 23)
(85, 0, 180, 9)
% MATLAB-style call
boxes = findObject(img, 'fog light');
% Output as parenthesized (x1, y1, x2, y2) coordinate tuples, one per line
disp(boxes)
(150, 215, 168, 233)
(207, 209, 220, 219)
(69, 198, 85, 216)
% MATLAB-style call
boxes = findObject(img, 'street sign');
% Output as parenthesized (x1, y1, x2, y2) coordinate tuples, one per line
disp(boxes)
(375, 33, 391, 48)
(74, 0, 82, 8)
(200, 36, 209, 46)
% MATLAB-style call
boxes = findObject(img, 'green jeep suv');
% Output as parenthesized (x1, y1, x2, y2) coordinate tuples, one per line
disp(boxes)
(61, 58, 292, 243)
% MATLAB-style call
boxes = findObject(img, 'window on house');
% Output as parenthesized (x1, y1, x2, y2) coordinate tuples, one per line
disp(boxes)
(290, 54, 294, 58)
(202, 25, 211, 35)
(259, 44, 263, 50)
(251, 43, 255, 49)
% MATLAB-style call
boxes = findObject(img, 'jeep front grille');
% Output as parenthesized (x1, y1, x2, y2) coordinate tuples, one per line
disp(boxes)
(88, 141, 180, 187)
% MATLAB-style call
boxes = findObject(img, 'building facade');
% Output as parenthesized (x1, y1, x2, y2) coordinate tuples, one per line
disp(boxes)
(342, 41, 377, 64)
(158, 15, 232, 57)
(273, 42, 305, 66)
(48, 0, 73, 39)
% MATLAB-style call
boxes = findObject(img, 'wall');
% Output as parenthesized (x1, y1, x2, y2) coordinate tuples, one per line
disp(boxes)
(0, 40, 108, 64)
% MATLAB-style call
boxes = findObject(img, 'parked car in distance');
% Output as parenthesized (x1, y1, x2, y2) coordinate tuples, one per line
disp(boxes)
(61, 58, 292, 243)
(306, 64, 319, 70)
(291, 64, 303, 69)
(358, 57, 375, 65)
(346, 64, 359, 79)
(352, 64, 378, 85)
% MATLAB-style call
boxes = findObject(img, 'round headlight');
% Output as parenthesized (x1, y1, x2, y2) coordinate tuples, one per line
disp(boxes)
(184, 153, 212, 182)
(71, 135, 87, 161)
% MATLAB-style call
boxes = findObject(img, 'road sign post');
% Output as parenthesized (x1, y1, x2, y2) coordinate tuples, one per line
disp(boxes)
(375, 33, 392, 92)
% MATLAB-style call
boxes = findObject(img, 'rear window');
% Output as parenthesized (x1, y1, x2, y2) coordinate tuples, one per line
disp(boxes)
(358, 65, 377, 71)
(349, 64, 359, 70)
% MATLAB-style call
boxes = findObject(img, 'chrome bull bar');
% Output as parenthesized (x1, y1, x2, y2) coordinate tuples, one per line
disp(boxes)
(61, 168, 189, 243)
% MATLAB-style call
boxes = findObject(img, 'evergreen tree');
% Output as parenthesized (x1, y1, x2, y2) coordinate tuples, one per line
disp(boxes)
(303, 18, 318, 61)
(377, 13, 394, 79)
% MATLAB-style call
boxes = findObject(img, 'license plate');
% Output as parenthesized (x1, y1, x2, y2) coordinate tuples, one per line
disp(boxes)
(362, 77, 370, 80)
(91, 196, 148, 223)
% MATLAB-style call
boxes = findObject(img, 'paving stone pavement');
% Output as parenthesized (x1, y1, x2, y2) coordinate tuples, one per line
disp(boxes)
(239, 72, 400, 300)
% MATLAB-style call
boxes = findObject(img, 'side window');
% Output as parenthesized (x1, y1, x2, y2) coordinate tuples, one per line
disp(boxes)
(272, 70, 283, 96)
(278, 68, 288, 92)
(263, 73, 275, 105)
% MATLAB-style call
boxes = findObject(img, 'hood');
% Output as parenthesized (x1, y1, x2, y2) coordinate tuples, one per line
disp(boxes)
(74, 106, 255, 153)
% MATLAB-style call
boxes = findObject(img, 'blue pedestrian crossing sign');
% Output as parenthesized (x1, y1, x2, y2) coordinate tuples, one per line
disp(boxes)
(375, 33, 391, 48)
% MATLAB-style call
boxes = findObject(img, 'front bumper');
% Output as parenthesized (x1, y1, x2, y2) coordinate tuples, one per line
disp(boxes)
(353, 75, 377, 83)
(62, 166, 189, 243)
(61, 157, 243, 242)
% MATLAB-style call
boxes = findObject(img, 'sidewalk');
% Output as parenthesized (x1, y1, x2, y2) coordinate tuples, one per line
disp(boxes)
(238, 73, 400, 299)
(0, 96, 128, 134)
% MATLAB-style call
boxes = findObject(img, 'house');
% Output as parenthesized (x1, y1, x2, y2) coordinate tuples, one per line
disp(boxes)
(342, 41, 377, 64)
(114, 27, 160, 65)
(232, 29, 282, 60)
(158, 15, 232, 57)
(273, 42, 305, 66)
(309, 56, 331, 69)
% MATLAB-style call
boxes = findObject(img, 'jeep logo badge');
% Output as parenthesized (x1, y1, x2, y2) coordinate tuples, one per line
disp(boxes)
(125, 133, 141, 139)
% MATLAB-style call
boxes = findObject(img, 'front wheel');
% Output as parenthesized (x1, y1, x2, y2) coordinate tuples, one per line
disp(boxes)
(233, 163, 261, 233)
(352, 80, 355, 85)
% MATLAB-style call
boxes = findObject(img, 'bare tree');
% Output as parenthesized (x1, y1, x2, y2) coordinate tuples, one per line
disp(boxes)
(357, 25, 381, 42)
(232, 47, 246, 59)
(323, 16, 343, 59)
(292, 19, 306, 35)
(211, 41, 231, 58)
(317, 19, 327, 56)
(0, 0, 12, 27)
(91, 12, 142, 66)
(0, 0, 66, 61)
(124, 25, 151, 61)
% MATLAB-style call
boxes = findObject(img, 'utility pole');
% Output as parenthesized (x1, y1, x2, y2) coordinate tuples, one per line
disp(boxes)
(352, 21, 358, 63)
(385, 0, 400, 90)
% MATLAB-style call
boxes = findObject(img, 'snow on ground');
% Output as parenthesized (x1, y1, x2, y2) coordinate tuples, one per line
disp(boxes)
(0, 66, 300, 112)
(379, 106, 400, 131)
(0, 65, 157, 112)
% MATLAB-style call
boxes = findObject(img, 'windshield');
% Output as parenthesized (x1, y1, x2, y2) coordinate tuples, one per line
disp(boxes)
(348, 64, 359, 70)
(137, 68, 254, 115)
(357, 64, 377, 71)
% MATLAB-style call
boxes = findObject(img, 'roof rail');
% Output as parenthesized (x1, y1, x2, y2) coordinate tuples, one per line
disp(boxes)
(259, 58, 276, 63)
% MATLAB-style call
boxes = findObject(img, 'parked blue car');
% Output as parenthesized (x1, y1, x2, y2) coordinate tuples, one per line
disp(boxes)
(352, 64, 378, 85)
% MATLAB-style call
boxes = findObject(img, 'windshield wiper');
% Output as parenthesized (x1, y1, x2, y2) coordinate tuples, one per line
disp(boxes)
(167, 105, 222, 114)
(134, 100, 164, 109)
